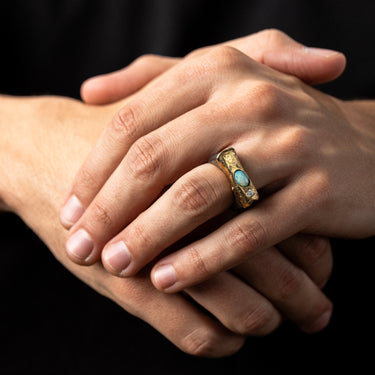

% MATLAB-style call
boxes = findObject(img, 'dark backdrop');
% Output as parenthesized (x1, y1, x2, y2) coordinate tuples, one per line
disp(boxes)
(1, 1, 374, 373)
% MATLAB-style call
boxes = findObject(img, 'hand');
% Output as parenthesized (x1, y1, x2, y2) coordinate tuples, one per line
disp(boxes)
(58, 31, 342, 329)
(61, 29, 375, 291)
(0, 95, 244, 356)
(80, 29, 345, 106)
(0, 95, 333, 357)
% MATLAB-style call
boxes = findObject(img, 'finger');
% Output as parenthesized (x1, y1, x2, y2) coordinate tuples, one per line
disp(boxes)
(63, 97, 230, 264)
(65, 43, 305, 265)
(278, 234, 333, 289)
(62, 31, 344, 228)
(65, 72, 298, 267)
(81, 30, 345, 107)
(60, 54, 214, 229)
(150, 180, 310, 292)
(227, 29, 346, 84)
(106, 271, 244, 357)
(233, 247, 333, 333)
(81, 55, 179, 104)
(185, 271, 282, 336)
(100, 142, 289, 277)
(100, 163, 231, 276)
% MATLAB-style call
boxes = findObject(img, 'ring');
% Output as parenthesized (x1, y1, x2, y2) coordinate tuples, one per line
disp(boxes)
(209, 147, 259, 209)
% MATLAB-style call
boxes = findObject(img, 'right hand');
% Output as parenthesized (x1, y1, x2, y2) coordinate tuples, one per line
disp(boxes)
(65, 31, 344, 338)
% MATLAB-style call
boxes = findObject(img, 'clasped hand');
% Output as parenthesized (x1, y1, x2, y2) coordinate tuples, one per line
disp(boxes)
(58, 30, 375, 352)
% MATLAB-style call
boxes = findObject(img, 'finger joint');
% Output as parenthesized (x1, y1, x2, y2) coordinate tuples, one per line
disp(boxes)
(127, 135, 165, 180)
(226, 220, 267, 257)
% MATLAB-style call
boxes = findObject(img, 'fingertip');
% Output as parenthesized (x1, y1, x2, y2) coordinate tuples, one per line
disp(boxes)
(300, 309, 333, 334)
(102, 241, 132, 277)
(80, 76, 107, 104)
(330, 51, 347, 79)
(60, 194, 84, 229)
(152, 264, 178, 292)
(65, 228, 96, 265)
(302, 48, 347, 84)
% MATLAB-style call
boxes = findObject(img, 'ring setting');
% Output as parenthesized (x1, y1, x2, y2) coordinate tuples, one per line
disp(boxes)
(210, 147, 258, 209)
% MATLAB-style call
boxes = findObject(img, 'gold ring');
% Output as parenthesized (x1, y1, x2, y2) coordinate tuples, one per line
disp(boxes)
(209, 147, 259, 209)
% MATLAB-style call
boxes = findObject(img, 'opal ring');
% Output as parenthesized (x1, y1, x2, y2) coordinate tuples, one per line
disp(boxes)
(209, 147, 259, 209)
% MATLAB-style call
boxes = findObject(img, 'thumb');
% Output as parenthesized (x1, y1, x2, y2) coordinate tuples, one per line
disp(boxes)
(82, 30, 346, 105)
(81, 55, 178, 105)
(229, 29, 346, 85)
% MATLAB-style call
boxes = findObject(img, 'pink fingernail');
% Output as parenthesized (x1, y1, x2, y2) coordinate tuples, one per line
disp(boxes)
(60, 195, 84, 227)
(303, 47, 339, 58)
(66, 229, 94, 261)
(153, 264, 177, 290)
(103, 241, 132, 275)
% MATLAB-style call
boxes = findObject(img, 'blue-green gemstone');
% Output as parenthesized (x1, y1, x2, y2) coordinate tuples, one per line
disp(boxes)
(234, 170, 249, 187)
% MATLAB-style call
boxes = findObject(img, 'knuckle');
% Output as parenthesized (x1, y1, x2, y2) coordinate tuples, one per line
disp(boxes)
(187, 247, 210, 277)
(226, 220, 267, 256)
(299, 171, 332, 216)
(185, 46, 210, 59)
(174, 175, 217, 218)
(235, 305, 277, 336)
(208, 45, 246, 72)
(127, 220, 152, 252)
(258, 28, 288, 45)
(300, 236, 331, 265)
(275, 267, 305, 302)
(181, 328, 221, 357)
(246, 81, 285, 120)
(90, 200, 113, 227)
(127, 135, 165, 180)
(266, 28, 285, 39)
(134, 53, 158, 66)
(277, 126, 315, 160)
(75, 166, 99, 197)
(309, 171, 332, 203)
(110, 102, 143, 140)
(181, 45, 245, 84)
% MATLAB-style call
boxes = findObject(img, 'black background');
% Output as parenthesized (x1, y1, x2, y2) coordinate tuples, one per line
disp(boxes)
(1, 1, 374, 373)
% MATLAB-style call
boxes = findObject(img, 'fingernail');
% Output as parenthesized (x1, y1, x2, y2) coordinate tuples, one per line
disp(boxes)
(60, 195, 84, 227)
(153, 264, 177, 290)
(66, 228, 94, 261)
(303, 47, 339, 58)
(82, 75, 106, 90)
(303, 310, 332, 333)
(103, 241, 132, 275)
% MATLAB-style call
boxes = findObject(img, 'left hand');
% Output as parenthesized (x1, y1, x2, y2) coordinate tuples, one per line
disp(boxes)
(62, 36, 375, 291)
(0, 96, 333, 344)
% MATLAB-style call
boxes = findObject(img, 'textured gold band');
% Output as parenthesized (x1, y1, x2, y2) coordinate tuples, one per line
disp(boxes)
(210, 147, 259, 209)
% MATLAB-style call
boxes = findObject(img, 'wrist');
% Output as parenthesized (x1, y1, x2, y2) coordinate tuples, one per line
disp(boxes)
(0, 96, 32, 213)
(0, 96, 80, 215)
(0, 94, 116, 236)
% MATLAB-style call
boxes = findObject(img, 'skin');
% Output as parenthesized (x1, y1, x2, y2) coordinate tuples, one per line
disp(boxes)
(0, 95, 333, 357)
(0, 30, 345, 357)
(62, 31, 375, 297)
